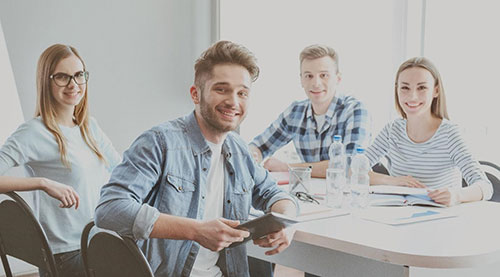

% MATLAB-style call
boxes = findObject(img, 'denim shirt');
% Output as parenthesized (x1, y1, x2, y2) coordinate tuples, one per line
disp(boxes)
(95, 112, 292, 277)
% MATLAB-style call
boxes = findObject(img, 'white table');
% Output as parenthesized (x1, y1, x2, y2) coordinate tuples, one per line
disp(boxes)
(247, 198, 500, 277)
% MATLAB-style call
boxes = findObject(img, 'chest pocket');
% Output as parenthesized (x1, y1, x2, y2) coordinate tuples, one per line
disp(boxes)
(159, 174, 197, 216)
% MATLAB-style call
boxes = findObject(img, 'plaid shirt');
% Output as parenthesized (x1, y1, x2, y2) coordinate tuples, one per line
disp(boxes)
(250, 93, 371, 163)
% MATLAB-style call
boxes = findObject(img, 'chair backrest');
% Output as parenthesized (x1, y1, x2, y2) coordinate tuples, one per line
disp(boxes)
(81, 221, 154, 277)
(0, 192, 58, 277)
(479, 161, 500, 202)
(372, 162, 389, 175)
(461, 161, 500, 202)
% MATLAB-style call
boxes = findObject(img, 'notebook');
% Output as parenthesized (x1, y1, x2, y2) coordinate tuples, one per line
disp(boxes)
(369, 185, 445, 208)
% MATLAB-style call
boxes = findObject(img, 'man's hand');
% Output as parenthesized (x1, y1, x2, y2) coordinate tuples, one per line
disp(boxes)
(263, 157, 289, 172)
(389, 176, 426, 188)
(195, 218, 250, 252)
(253, 226, 296, 255)
(40, 178, 80, 209)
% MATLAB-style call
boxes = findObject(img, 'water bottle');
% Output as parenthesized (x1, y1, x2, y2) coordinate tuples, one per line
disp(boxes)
(326, 135, 346, 208)
(350, 147, 370, 211)
(328, 135, 346, 170)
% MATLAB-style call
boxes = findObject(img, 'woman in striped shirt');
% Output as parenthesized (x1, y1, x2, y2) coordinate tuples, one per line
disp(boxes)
(365, 57, 492, 206)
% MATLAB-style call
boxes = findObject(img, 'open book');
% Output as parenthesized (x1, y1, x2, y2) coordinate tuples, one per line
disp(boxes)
(369, 185, 445, 208)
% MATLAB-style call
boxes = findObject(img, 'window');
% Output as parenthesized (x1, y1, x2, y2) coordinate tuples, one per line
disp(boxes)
(220, 0, 499, 166)
(424, 0, 500, 165)
(220, 0, 399, 145)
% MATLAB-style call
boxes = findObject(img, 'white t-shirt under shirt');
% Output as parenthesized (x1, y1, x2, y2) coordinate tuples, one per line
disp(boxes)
(313, 113, 326, 132)
(365, 118, 492, 199)
(0, 117, 120, 253)
(191, 141, 225, 277)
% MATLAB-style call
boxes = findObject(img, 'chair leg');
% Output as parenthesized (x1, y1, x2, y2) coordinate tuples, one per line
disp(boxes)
(1, 253, 14, 277)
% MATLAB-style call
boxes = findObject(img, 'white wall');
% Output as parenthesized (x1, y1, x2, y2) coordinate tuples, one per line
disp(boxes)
(0, 1, 216, 275)
(0, 20, 23, 143)
(0, 0, 215, 153)
(0, 16, 38, 277)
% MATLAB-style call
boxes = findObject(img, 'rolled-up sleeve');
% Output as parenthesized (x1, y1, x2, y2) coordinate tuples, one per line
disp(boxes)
(250, 160, 294, 212)
(95, 129, 165, 239)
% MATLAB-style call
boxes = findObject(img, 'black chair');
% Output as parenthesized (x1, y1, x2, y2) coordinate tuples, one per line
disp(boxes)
(81, 221, 154, 277)
(372, 162, 389, 175)
(0, 192, 58, 277)
(479, 161, 500, 202)
(460, 161, 500, 202)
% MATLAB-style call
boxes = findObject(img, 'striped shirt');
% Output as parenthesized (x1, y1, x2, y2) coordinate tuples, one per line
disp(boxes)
(365, 118, 492, 199)
(250, 93, 371, 163)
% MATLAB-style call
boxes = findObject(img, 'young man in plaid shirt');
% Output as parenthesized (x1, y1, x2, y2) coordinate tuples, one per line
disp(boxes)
(250, 44, 371, 178)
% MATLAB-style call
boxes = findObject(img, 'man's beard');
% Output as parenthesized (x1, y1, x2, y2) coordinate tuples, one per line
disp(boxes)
(199, 97, 244, 133)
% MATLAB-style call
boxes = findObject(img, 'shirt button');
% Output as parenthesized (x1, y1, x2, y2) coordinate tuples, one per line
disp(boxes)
(229, 172, 234, 176)
(227, 199, 231, 204)
(203, 168, 207, 171)
(202, 195, 205, 199)
(178, 186, 182, 191)
(243, 188, 247, 192)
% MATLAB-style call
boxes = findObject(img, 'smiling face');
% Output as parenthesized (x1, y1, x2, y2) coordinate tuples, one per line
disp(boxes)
(191, 63, 252, 140)
(50, 55, 86, 113)
(396, 67, 438, 118)
(300, 56, 341, 112)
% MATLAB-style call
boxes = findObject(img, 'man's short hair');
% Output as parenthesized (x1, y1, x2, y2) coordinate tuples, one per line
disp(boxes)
(299, 44, 339, 72)
(194, 40, 259, 90)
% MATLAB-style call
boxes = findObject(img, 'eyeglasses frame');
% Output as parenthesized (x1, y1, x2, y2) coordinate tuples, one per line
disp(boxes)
(294, 191, 320, 205)
(49, 71, 89, 87)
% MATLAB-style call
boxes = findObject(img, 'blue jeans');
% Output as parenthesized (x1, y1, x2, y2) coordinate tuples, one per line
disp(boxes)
(39, 250, 86, 277)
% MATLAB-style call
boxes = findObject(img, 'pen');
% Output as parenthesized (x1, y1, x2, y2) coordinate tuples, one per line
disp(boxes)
(287, 164, 310, 193)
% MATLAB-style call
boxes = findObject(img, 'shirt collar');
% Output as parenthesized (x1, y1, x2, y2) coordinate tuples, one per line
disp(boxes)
(185, 111, 211, 156)
(306, 92, 344, 120)
(185, 111, 232, 157)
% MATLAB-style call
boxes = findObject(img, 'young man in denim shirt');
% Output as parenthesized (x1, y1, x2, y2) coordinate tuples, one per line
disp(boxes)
(95, 41, 296, 277)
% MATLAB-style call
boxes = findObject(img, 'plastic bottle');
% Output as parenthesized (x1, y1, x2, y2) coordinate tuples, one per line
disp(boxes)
(328, 135, 346, 170)
(350, 147, 370, 210)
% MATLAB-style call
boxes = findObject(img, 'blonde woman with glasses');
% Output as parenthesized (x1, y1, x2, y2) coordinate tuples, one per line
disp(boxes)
(0, 44, 120, 276)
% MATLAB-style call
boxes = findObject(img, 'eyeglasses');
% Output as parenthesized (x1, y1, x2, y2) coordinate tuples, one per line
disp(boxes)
(49, 71, 89, 87)
(295, 191, 320, 205)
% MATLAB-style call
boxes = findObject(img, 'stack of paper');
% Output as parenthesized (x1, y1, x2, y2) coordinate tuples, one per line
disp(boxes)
(358, 206, 456, 225)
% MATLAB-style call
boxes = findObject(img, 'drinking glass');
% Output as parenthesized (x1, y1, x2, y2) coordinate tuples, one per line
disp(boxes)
(288, 167, 312, 194)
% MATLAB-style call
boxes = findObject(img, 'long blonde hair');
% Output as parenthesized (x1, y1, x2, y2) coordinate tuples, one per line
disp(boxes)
(35, 44, 105, 168)
(394, 57, 449, 120)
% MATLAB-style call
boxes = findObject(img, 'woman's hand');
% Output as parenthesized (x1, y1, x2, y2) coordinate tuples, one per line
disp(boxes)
(389, 176, 426, 188)
(428, 188, 460, 207)
(40, 178, 80, 209)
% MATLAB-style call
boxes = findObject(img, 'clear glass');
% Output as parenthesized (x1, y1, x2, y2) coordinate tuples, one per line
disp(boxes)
(288, 167, 312, 195)
(326, 168, 345, 208)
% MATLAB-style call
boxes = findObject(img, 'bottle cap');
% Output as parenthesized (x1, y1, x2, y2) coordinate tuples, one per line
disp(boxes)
(356, 147, 365, 154)
(333, 135, 341, 141)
